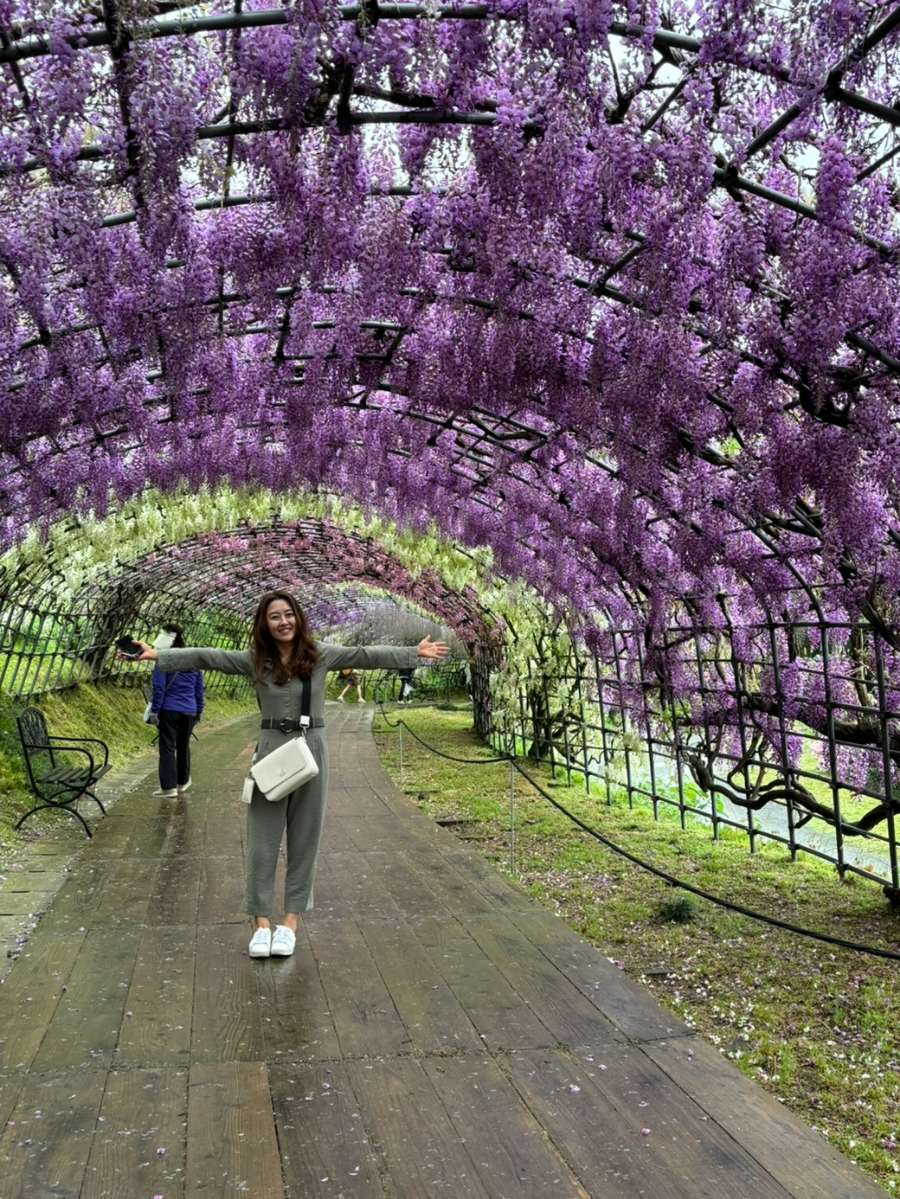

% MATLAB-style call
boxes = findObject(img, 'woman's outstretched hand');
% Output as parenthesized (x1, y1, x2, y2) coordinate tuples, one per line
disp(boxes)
(416, 636, 450, 660)
(116, 641, 158, 662)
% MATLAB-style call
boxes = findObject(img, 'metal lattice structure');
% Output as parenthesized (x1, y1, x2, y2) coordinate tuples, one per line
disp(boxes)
(0, 516, 483, 696)
(3, 4, 900, 896)
(1, 4, 900, 606)
(474, 598, 900, 903)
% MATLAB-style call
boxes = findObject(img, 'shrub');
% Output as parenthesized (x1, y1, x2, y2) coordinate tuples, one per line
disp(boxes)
(656, 893, 698, 923)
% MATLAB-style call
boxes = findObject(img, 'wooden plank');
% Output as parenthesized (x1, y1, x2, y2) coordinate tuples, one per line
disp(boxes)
(122, 815, 171, 857)
(19, 843, 79, 861)
(359, 917, 483, 1054)
(272, 854, 289, 918)
(328, 789, 392, 820)
(100, 759, 156, 799)
(115, 926, 195, 1069)
(81, 1068, 188, 1199)
(225, 735, 259, 772)
(372, 849, 457, 920)
(163, 801, 210, 856)
(254, 921, 342, 1062)
(0, 863, 68, 887)
(108, 855, 159, 884)
(324, 785, 361, 814)
(400, 847, 501, 917)
(379, 790, 449, 827)
(317, 818, 363, 854)
(90, 860, 158, 929)
(0, 875, 70, 928)
(103, 788, 151, 818)
(186, 1062, 284, 1199)
(202, 804, 247, 856)
(208, 731, 253, 766)
(505, 1047, 785, 1199)
(354, 778, 457, 832)
(319, 851, 403, 918)
(147, 854, 202, 926)
(563, 1042, 792, 1198)
(366, 790, 439, 825)
(305, 856, 357, 921)
(31, 928, 142, 1073)
(0, 712, 871, 1199)
(340, 780, 400, 803)
(88, 815, 137, 856)
(0, 1068, 107, 1198)
(191, 920, 265, 1063)
(0, 931, 85, 1071)
(644, 1037, 888, 1199)
(421, 1054, 591, 1198)
(37, 861, 115, 933)
(462, 913, 623, 1048)
(432, 839, 537, 911)
(414, 917, 556, 1051)
(12, 863, 69, 889)
(271, 1063, 385, 1197)
(198, 856, 246, 921)
(305, 919, 409, 1059)
(0, 1070, 23, 1129)
(0, 915, 25, 983)
(338, 815, 433, 854)
(507, 907, 694, 1042)
(0, 888, 56, 915)
(356, 749, 407, 794)
(347, 1056, 492, 1199)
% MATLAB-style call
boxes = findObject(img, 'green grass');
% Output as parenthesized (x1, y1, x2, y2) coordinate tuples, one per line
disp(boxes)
(0, 680, 252, 846)
(373, 705, 900, 1193)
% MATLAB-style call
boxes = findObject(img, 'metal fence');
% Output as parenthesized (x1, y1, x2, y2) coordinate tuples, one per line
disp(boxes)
(5, 548, 900, 903)
(472, 613, 900, 904)
(0, 567, 253, 701)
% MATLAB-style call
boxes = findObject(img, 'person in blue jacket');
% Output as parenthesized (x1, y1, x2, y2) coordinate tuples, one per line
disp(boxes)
(150, 623, 204, 798)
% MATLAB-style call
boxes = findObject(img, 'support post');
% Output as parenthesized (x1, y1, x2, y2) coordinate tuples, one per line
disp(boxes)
(509, 758, 516, 875)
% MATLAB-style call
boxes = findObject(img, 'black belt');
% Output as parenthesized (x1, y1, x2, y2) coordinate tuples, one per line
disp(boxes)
(260, 718, 325, 732)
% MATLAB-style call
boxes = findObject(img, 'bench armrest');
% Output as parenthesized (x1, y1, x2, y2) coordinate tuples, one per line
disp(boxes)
(44, 735, 110, 768)
(52, 745, 100, 774)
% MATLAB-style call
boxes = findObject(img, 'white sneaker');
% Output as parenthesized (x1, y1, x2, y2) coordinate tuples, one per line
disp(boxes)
(270, 925, 296, 957)
(152, 788, 178, 798)
(177, 778, 192, 793)
(248, 927, 272, 958)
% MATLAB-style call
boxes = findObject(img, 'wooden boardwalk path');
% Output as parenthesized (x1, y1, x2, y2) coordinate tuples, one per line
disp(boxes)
(0, 707, 886, 1198)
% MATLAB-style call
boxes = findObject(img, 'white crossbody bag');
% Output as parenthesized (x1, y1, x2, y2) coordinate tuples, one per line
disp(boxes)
(243, 675, 319, 803)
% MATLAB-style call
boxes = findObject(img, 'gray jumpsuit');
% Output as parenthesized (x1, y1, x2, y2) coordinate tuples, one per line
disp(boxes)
(157, 643, 420, 916)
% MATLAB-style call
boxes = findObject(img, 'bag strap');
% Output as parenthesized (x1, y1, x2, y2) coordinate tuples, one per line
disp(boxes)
(259, 661, 314, 731)
(156, 670, 175, 706)
(299, 674, 311, 729)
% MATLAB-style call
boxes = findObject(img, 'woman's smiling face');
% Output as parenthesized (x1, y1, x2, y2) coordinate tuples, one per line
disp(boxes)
(266, 599, 297, 645)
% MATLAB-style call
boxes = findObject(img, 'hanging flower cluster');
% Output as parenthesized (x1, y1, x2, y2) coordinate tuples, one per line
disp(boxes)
(1, 1, 900, 734)
(0, 484, 497, 641)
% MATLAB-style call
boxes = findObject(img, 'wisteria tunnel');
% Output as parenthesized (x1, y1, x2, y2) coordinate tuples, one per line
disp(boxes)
(3, 2, 900, 903)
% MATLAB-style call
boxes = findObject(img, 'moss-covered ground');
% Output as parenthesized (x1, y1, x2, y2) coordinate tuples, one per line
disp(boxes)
(373, 704, 900, 1193)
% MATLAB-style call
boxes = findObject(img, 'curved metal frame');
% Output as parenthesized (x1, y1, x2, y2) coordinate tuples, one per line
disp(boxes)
(1, 4, 900, 901)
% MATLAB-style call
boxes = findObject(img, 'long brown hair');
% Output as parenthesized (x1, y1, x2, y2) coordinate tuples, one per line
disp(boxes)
(250, 590, 320, 684)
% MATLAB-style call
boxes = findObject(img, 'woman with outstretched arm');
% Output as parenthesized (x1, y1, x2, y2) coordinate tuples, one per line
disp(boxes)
(124, 589, 448, 959)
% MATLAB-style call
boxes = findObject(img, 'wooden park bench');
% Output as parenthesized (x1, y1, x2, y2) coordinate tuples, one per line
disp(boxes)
(15, 707, 109, 838)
